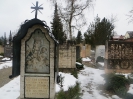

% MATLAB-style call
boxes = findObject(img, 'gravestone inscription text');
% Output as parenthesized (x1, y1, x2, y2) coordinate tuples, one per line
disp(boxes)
(25, 77, 49, 98)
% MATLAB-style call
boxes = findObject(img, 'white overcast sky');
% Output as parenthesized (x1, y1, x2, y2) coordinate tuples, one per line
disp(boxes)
(0, 0, 133, 38)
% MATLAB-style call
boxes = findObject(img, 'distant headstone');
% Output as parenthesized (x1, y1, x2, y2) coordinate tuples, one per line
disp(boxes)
(76, 43, 91, 58)
(59, 42, 76, 71)
(10, 18, 58, 99)
(4, 44, 12, 58)
(95, 45, 105, 62)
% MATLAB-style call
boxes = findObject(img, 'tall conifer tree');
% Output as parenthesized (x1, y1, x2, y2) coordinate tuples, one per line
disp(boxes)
(9, 30, 12, 46)
(4, 32, 7, 46)
(76, 31, 82, 44)
(51, 3, 66, 44)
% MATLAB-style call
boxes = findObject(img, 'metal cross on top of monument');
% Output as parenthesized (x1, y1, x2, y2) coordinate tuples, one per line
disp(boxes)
(31, 1, 43, 19)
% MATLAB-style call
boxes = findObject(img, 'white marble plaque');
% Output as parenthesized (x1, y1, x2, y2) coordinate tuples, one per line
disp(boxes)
(25, 29, 50, 73)
(25, 77, 49, 98)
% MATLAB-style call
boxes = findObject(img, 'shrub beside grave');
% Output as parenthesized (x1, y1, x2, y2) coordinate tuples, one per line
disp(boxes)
(76, 62, 84, 69)
(71, 70, 78, 79)
(128, 73, 133, 84)
(56, 82, 81, 99)
(104, 73, 130, 97)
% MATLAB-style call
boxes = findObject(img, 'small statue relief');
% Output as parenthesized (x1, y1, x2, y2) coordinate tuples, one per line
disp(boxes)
(25, 29, 49, 73)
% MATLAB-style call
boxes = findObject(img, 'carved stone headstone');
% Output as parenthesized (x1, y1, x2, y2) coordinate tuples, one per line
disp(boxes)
(10, 19, 58, 99)
(4, 44, 12, 58)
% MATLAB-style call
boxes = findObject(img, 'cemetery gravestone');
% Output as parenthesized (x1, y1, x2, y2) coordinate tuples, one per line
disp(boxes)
(59, 42, 76, 71)
(105, 41, 133, 73)
(79, 44, 91, 58)
(9, 2, 59, 99)
(4, 44, 12, 58)
(95, 45, 105, 62)
(10, 18, 58, 99)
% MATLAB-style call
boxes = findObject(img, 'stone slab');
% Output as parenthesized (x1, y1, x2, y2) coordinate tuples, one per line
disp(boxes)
(25, 76, 49, 98)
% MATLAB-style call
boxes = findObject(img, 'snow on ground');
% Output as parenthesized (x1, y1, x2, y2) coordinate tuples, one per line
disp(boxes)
(82, 57, 91, 61)
(2, 57, 10, 61)
(0, 76, 20, 99)
(56, 72, 77, 92)
(98, 62, 104, 67)
(128, 84, 133, 94)
(78, 65, 122, 99)
(0, 60, 12, 69)
(0, 59, 132, 99)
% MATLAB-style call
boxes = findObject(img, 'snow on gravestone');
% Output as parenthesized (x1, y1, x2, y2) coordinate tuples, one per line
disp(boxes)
(95, 45, 105, 62)
(13, 19, 59, 99)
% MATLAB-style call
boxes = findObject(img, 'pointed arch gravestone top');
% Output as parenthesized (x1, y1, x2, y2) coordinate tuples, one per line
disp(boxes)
(10, 18, 59, 99)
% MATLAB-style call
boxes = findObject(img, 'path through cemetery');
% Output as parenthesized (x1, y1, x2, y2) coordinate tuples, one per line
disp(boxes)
(0, 67, 12, 87)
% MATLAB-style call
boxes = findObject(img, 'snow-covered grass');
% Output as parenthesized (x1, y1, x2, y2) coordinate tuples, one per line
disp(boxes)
(0, 59, 132, 99)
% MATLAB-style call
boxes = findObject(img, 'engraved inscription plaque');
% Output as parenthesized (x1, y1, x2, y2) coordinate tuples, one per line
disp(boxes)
(25, 29, 50, 73)
(25, 77, 49, 98)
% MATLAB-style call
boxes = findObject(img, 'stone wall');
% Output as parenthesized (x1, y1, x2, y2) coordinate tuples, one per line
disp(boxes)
(59, 44, 76, 70)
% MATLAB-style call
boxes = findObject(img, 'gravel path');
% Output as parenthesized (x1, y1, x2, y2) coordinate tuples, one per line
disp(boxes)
(0, 67, 12, 87)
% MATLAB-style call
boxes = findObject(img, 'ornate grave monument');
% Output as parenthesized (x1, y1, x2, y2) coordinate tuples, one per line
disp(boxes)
(10, 1, 59, 99)
(105, 41, 133, 73)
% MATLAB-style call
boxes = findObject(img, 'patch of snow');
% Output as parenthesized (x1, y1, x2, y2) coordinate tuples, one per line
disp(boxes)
(56, 72, 77, 92)
(76, 62, 82, 65)
(0, 55, 3, 58)
(91, 50, 95, 52)
(98, 62, 104, 67)
(82, 57, 91, 61)
(0, 61, 12, 69)
(128, 84, 133, 94)
(112, 95, 122, 99)
(0, 76, 20, 99)
(2, 57, 10, 60)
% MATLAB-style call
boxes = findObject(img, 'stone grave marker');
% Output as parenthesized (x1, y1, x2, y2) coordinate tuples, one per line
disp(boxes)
(11, 19, 58, 99)
(10, 2, 59, 99)
(4, 44, 12, 58)
(59, 42, 76, 71)
(95, 45, 105, 62)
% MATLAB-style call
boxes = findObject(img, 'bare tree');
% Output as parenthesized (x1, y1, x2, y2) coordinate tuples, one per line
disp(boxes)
(49, 0, 94, 40)
(127, 8, 133, 23)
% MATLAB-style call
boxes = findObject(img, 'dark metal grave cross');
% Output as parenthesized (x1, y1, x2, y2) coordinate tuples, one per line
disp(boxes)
(31, 1, 43, 19)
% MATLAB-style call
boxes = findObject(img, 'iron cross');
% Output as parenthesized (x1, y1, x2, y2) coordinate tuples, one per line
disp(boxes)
(31, 1, 43, 19)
